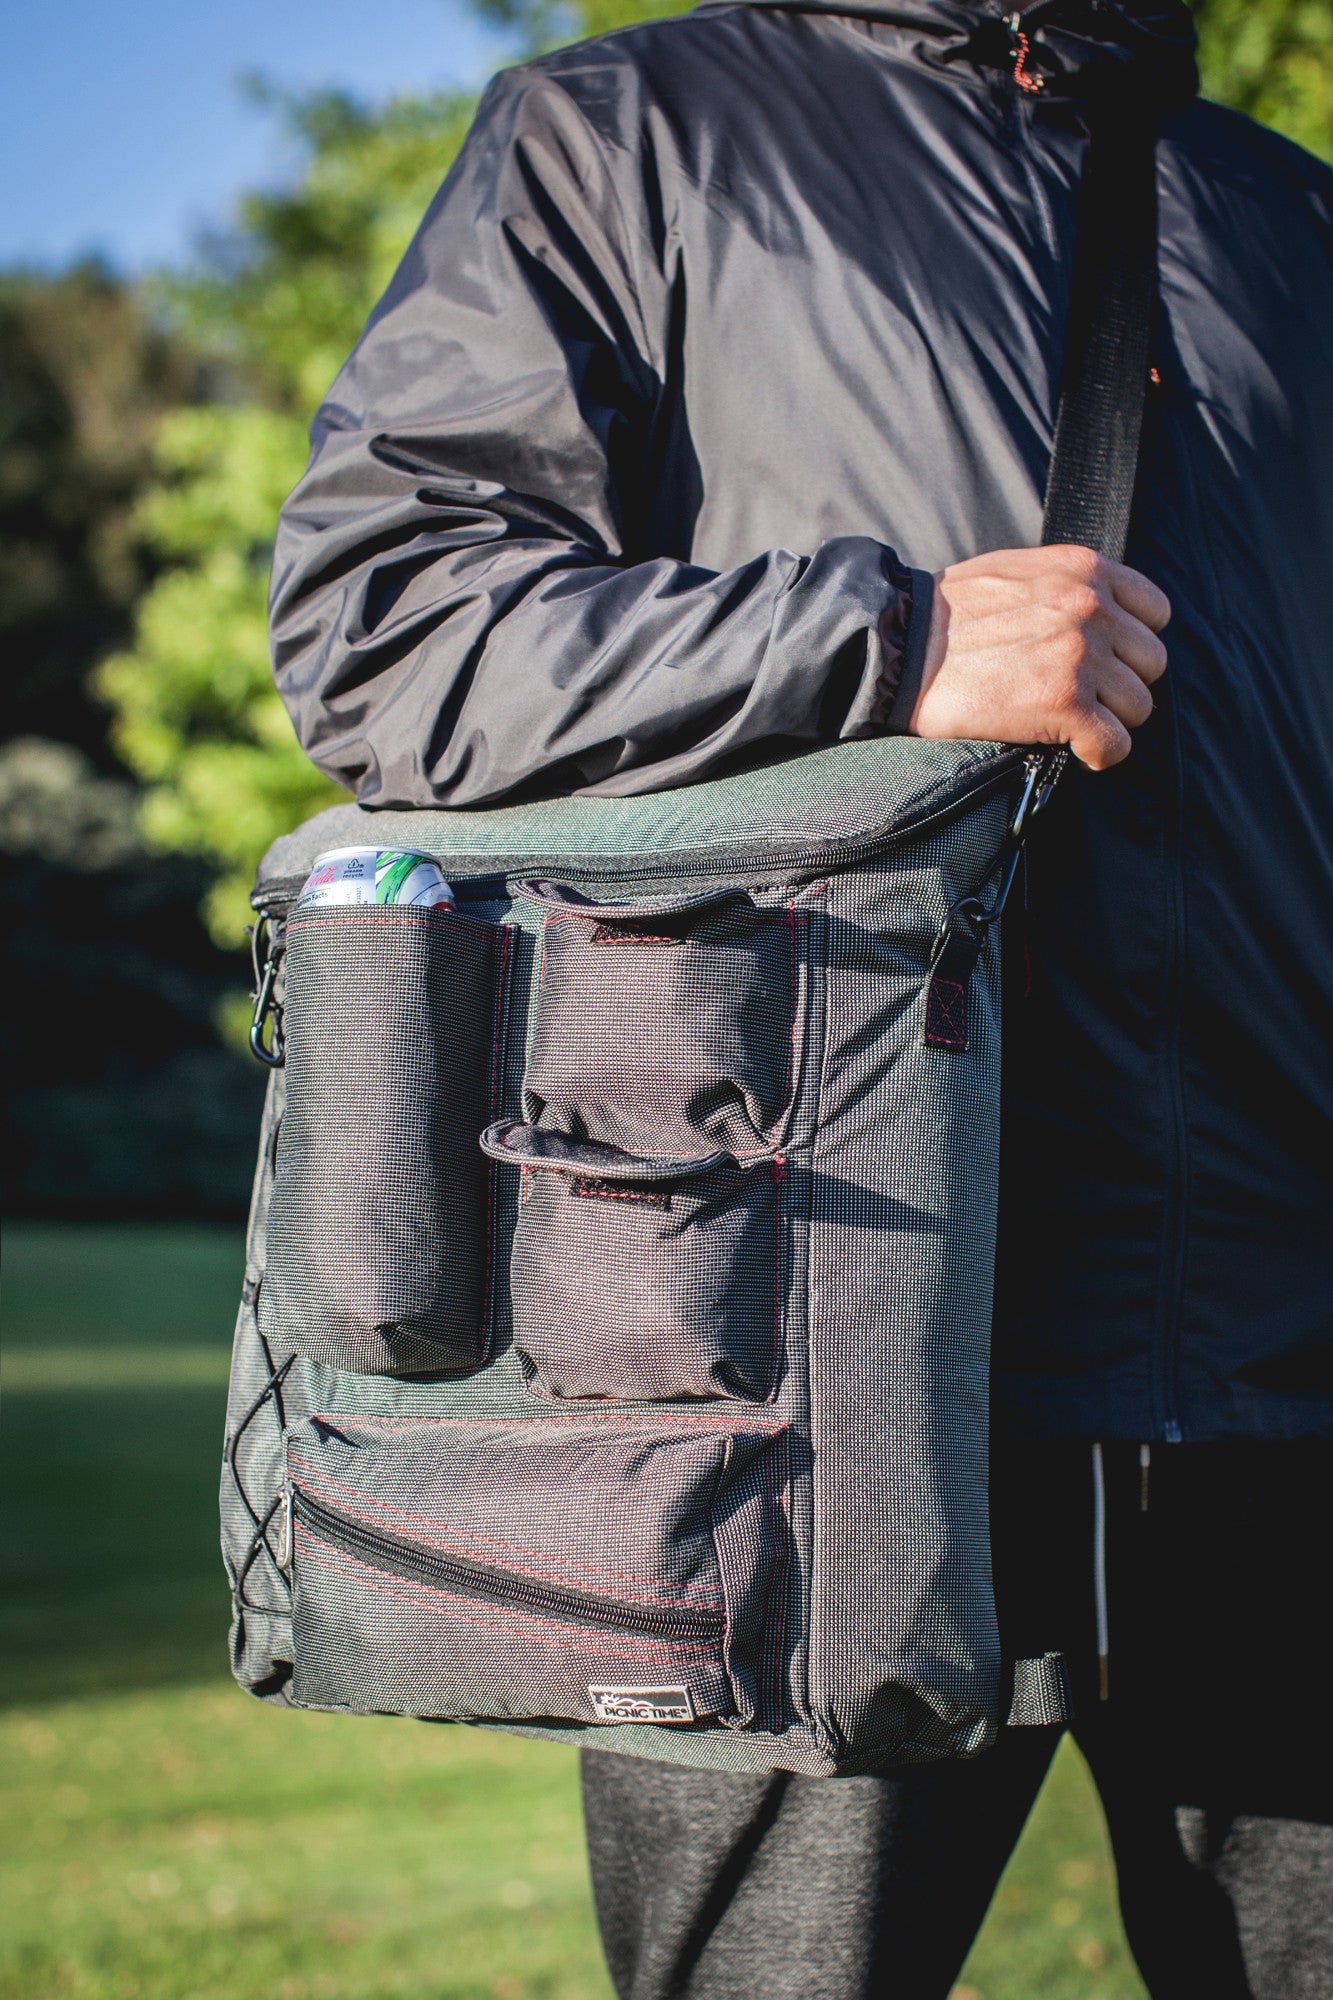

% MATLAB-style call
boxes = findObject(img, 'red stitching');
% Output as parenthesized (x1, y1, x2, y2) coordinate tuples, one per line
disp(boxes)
(538, 906, 770, 928)
(590, 928, 680, 945)
(510, 1138, 773, 1162)
(767, 1155, 786, 1402)
(298, 1536, 720, 1661)
(759, 906, 804, 1144)
(569, 1179, 671, 1207)
(287, 908, 492, 938)
(310, 1411, 788, 1434)
(287, 1453, 722, 1602)
(924, 975, 968, 1051)
(295, 1498, 718, 1609)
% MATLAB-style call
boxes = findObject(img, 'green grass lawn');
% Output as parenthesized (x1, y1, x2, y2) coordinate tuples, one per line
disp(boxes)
(2, 1222, 1147, 2000)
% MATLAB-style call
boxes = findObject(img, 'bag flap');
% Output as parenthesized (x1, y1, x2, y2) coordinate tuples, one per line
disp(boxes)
(255, 737, 1023, 896)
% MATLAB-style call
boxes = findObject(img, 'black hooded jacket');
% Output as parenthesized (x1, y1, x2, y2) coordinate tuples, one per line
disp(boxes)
(270, 0, 1333, 1442)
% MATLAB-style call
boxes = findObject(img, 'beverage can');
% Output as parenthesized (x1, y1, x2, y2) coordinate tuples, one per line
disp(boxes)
(295, 846, 456, 911)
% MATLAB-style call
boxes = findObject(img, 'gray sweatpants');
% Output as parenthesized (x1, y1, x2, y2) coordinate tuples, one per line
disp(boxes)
(582, 1442, 1333, 2000)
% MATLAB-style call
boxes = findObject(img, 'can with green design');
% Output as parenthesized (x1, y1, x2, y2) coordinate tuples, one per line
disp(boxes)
(295, 846, 455, 911)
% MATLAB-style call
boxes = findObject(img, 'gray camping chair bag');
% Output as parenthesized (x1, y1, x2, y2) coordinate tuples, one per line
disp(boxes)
(221, 735, 1071, 1778)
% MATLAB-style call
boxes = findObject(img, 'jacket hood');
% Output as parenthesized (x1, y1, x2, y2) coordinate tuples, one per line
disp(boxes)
(730, 0, 1199, 104)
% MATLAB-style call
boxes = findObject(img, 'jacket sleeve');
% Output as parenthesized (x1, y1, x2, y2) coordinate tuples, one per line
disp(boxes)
(269, 68, 924, 808)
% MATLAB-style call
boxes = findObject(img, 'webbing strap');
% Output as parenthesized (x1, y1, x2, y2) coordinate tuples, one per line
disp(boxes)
(1040, 104, 1160, 562)
(1006, 1651, 1074, 1729)
(996, 121, 1159, 1724)
(922, 104, 1161, 1053)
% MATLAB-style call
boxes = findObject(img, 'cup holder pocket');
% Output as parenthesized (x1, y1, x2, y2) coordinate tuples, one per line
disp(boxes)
(260, 904, 509, 1378)
(516, 881, 803, 1158)
(482, 1121, 784, 1403)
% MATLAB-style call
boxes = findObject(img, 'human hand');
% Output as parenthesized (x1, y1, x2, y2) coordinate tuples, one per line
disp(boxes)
(910, 545, 1170, 770)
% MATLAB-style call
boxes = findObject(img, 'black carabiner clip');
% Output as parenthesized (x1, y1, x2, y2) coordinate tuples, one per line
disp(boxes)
(248, 913, 285, 1068)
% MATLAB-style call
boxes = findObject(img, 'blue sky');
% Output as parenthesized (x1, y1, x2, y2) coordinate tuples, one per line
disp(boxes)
(1, 0, 516, 272)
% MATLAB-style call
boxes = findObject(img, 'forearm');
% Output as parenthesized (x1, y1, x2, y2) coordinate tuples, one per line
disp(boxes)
(272, 489, 922, 805)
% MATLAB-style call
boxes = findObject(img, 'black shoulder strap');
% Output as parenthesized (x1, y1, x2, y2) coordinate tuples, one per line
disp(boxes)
(924, 108, 1159, 1053)
(1041, 105, 1159, 561)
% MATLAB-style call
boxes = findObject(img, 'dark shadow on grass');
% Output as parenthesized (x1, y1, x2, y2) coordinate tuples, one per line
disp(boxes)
(1, 1384, 235, 1707)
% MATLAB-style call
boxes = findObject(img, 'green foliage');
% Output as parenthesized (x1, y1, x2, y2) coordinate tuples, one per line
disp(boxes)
(96, 4, 1332, 945)
(168, 84, 480, 413)
(1195, 0, 1333, 161)
(97, 90, 477, 943)
(474, 0, 678, 53)
(480, 0, 1333, 159)
(0, 261, 200, 761)
(97, 403, 337, 941)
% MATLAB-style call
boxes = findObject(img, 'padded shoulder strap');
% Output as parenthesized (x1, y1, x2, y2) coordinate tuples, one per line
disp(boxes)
(1040, 106, 1159, 562)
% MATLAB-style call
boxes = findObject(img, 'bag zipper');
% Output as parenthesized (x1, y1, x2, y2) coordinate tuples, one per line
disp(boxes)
(291, 1485, 725, 1646)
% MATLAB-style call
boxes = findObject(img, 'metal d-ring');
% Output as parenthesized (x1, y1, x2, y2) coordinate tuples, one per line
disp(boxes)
(931, 746, 1068, 970)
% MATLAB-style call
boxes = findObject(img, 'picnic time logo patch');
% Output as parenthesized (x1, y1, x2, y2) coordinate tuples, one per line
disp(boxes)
(589, 1685, 695, 1723)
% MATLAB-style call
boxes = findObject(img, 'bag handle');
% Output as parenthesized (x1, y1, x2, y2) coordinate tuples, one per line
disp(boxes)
(924, 103, 1159, 1051)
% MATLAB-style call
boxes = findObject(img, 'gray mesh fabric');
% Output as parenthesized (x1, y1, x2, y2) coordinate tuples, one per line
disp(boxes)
(222, 736, 1051, 1773)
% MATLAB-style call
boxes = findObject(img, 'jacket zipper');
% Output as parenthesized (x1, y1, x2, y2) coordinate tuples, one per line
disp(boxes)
(1155, 684, 1189, 1443)
(291, 1486, 725, 1646)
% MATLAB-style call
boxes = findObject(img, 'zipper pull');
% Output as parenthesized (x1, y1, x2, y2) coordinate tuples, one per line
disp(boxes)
(273, 1451, 293, 1573)
(1005, 12, 1044, 94)
(1091, 1442, 1109, 1702)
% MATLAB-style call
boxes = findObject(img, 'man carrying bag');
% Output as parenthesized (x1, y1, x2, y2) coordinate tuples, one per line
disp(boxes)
(258, 1, 1333, 1992)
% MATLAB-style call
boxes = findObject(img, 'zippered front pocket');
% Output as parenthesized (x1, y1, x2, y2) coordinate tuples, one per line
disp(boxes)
(284, 1415, 789, 1730)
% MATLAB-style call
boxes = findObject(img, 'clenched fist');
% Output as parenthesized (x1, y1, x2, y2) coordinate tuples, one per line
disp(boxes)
(910, 545, 1171, 770)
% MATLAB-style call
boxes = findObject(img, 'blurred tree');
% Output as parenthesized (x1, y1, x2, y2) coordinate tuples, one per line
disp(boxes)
(1, 267, 267, 1217)
(1193, 0, 1333, 162)
(0, 260, 200, 764)
(97, 87, 476, 942)
(474, 0, 1333, 156)
(99, 0, 1331, 949)
(0, 737, 266, 1218)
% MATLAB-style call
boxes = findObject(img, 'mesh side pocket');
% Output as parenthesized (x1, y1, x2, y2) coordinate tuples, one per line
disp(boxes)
(483, 1122, 784, 1402)
(260, 905, 508, 1377)
(518, 883, 801, 1157)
